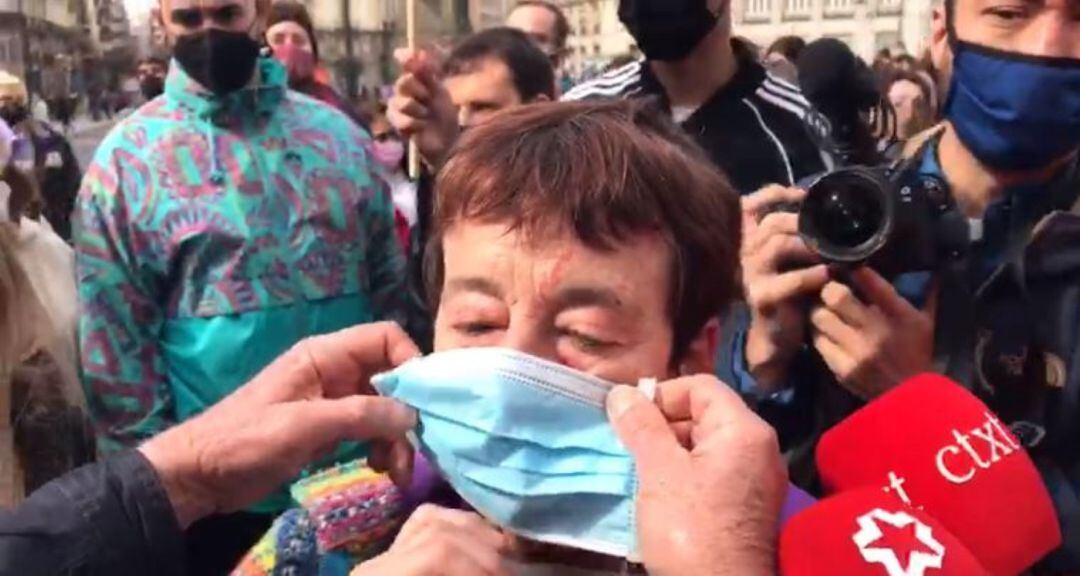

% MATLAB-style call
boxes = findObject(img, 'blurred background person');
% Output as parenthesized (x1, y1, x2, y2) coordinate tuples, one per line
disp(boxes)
(369, 108, 416, 253)
(0, 72, 80, 243)
(136, 56, 169, 102)
(504, 0, 572, 92)
(0, 115, 93, 511)
(887, 69, 937, 142)
(265, 0, 365, 127)
(764, 35, 805, 85)
(565, 0, 825, 195)
(892, 52, 918, 72)
(871, 47, 894, 80)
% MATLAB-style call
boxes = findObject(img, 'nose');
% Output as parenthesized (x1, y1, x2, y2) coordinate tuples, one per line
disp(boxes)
(1031, 10, 1079, 59)
(499, 323, 557, 363)
(457, 107, 472, 128)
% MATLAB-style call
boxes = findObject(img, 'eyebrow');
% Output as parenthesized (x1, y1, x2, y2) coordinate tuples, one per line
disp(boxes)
(441, 278, 624, 311)
(550, 286, 624, 311)
(443, 277, 504, 300)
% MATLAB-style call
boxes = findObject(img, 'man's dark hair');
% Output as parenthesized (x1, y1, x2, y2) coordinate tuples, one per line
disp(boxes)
(444, 27, 556, 102)
(767, 35, 806, 62)
(266, 0, 319, 59)
(138, 56, 167, 68)
(514, 0, 571, 51)
(893, 53, 918, 68)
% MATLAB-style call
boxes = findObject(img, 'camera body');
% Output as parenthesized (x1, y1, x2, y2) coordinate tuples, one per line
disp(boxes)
(793, 164, 969, 278)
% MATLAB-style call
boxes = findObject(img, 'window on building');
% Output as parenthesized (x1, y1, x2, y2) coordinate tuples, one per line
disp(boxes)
(784, 0, 812, 18)
(745, 0, 772, 20)
(877, 0, 902, 13)
(824, 0, 855, 14)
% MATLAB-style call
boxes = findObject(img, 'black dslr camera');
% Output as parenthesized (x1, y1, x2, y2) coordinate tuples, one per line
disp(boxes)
(786, 38, 972, 278)
(791, 164, 969, 278)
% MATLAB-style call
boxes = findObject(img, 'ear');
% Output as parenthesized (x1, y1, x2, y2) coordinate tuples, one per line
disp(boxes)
(527, 93, 551, 104)
(678, 318, 720, 376)
(929, 4, 951, 78)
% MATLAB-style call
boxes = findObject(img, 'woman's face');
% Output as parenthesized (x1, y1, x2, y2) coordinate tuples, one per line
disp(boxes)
(266, 20, 313, 54)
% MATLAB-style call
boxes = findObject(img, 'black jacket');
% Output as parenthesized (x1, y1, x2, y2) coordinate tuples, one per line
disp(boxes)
(564, 41, 826, 194)
(25, 121, 81, 242)
(0, 450, 184, 575)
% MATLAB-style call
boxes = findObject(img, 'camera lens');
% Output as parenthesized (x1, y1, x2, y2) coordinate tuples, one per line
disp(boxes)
(800, 169, 889, 261)
(812, 187, 882, 247)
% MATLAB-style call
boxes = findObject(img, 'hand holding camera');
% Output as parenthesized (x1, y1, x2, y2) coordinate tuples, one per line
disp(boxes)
(742, 163, 962, 394)
(810, 269, 937, 399)
(741, 186, 830, 393)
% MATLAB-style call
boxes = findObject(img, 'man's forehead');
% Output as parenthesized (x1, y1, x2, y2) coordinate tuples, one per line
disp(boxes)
(445, 58, 517, 95)
(508, 5, 557, 31)
(163, 0, 250, 11)
(956, 0, 1080, 11)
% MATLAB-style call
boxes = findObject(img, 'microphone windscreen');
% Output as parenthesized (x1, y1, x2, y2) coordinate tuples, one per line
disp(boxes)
(780, 488, 989, 576)
(796, 37, 879, 112)
(816, 373, 1060, 575)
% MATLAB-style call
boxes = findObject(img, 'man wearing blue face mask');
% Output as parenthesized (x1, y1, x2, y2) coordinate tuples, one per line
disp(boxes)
(734, 0, 1080, 568)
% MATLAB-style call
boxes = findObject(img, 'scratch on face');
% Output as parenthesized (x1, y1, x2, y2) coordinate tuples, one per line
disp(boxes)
(533, 246, 575, 309)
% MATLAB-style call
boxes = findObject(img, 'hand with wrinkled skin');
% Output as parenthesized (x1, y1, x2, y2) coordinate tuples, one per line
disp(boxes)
(607, 375, 787, 576)
(139, 322, 420, 529)
(387, 48, 460, 169)
(351, 505, 513, 576)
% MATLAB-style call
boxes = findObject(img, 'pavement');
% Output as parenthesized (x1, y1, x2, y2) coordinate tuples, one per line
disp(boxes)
(69, 116, 120, 169)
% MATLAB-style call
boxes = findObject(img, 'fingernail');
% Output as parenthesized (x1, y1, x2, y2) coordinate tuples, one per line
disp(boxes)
(606, 385, 644, 420)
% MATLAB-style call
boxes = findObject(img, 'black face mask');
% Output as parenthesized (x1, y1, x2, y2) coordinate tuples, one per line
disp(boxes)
(0, 104, 28, 127)
(618, 0, 719, 62)
(140, 76, 165, 100)
(173, 29, 260, 95)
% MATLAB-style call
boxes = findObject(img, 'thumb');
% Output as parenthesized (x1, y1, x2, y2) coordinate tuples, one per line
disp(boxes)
(607, 385, 685, 481)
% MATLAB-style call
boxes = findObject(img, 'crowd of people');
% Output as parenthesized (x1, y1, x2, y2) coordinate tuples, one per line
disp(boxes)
(0, 0, 1078, 574)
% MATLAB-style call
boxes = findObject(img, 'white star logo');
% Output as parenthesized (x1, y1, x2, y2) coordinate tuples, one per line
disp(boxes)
(852, 508, 946, 576)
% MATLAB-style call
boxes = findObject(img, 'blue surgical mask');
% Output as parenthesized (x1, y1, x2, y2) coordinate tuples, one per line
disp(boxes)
(944, 40, 1080, 172)
(372, 348, 642, 560)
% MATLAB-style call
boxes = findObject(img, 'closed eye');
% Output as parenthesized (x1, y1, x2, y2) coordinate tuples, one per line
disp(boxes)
(560, 329, 613, 352)
(454, 322, 500, 337)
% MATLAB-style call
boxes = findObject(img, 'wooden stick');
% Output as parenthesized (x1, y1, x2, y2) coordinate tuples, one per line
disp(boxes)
(406, 0, 421, 179)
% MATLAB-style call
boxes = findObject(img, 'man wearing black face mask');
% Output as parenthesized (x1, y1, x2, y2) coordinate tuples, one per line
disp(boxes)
(563, 0, 826, 195)
(136, 57, 168, 101)
(73, 0, 409, 573)
(735, 0, 1080, 569)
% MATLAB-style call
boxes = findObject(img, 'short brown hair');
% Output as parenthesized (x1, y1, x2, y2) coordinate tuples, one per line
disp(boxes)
(428, 100, 741, 361)
(515, 0, 571, 51)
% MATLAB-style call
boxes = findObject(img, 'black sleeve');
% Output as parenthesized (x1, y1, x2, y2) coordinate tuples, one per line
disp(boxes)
(0, 450, 186, 576)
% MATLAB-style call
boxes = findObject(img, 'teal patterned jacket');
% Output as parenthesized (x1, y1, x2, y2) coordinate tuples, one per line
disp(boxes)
(75, 58, 407, 508)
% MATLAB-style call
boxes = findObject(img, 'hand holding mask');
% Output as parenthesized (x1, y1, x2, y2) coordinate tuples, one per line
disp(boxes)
(373, 349, 787, 575)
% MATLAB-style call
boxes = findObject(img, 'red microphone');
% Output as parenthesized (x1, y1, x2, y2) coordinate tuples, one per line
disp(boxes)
(780, 488, 989, 576)
(816, 373, 1060, 575)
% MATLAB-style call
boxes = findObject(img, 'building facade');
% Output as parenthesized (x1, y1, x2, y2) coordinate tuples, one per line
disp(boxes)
(468, 0, 512, 31)
(0, 0, 102, 100)
(560, 0, 935, 78)
(732, 0, 935, 61)
(560, 0, 633, 78)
